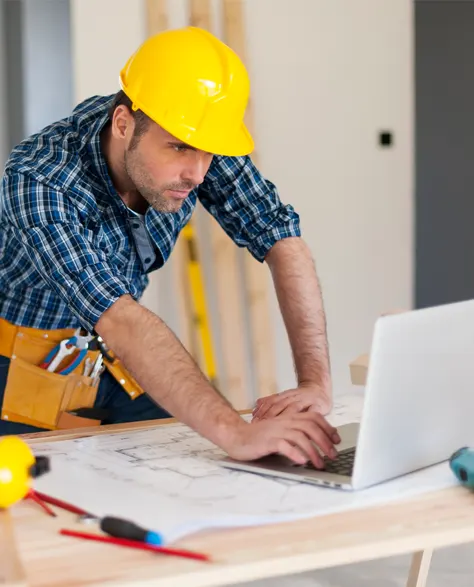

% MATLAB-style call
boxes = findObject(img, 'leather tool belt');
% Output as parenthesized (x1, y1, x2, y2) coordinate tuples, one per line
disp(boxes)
(0, 318, 145, 430)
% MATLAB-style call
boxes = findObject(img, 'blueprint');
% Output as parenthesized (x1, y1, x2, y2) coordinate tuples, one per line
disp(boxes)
(30, 391, 457, 544)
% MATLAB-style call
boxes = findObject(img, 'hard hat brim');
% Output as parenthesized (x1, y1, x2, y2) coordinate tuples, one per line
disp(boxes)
(120, 83, 253, 156)
(156, 116, 255, 158)
(122, 88, 255, 157)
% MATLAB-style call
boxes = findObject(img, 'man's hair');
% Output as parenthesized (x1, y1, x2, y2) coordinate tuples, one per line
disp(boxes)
(108, 90, 152, 141)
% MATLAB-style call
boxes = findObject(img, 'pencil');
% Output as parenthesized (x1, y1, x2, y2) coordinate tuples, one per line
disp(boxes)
(26, 490, 57, 517)
(59, 529, 211, 562)
(34, 491, 90, 516)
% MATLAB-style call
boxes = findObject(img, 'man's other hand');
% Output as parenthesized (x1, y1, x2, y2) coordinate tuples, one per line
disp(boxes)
(225, 412, 341, 469)
(252, 384, 332, 421)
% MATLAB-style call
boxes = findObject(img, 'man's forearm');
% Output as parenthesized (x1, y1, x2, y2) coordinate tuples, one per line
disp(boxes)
(95, 295, 244, 450)
(266, 237, 331, 390)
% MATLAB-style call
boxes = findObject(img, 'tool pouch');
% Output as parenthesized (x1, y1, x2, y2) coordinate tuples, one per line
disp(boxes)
(91, 334, 145, 401)
(1, 328, 101, 430)
(104, 353, 145, 401)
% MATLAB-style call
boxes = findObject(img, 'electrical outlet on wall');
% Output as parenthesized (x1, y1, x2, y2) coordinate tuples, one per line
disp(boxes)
(379, 131, 393, 147)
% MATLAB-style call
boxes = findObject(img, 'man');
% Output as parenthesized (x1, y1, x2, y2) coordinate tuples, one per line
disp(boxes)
(0, 27, 339, 468)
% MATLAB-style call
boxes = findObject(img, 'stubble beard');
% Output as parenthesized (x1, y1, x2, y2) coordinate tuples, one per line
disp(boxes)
(124, 151, 185, 214)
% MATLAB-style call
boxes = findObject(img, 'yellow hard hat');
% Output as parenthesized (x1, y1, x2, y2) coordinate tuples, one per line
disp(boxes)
(119, 26, 254, 157)
(0, 436, 49, 509)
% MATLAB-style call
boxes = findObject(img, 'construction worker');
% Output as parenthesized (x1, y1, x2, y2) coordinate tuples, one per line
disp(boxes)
(0, 27, 339, 468)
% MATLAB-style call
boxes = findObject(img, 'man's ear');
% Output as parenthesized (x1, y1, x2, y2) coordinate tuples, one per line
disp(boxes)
(111, 105, 132, 140)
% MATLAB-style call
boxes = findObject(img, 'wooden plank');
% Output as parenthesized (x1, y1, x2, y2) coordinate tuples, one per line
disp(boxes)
(349, 353, 369, 386)
(146, 0, 169, 35)
(23, 409, 253, 444)
(406, 550, 434, 587)
(187, 0, 251, 409)
(145, 1, 198, 359)
(172, 232, 196, 355)
(13, 481, 474, 587)
(186, 0, 214, 381)
(0, 510, 27, 587)
(222, 0, 278, 399)
(24, 418, 176, 443)
(199, 213, 250, 407)
(147, 1, 221, 386)
(11, 422, 474, 587)
(189, 0, 212, 29)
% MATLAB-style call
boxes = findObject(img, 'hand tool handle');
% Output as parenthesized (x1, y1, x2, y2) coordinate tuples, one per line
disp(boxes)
(90, 354, 104, 379)
(100, 516, 162, 545)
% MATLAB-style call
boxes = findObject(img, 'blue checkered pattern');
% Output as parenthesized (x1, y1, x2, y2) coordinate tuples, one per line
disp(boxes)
(0, 95, 301, 333)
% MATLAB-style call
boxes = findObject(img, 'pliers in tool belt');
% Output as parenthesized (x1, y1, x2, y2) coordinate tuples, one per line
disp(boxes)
(39, 328, 93, 375)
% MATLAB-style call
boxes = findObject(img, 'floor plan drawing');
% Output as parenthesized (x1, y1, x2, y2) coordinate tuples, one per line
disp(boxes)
(29, 392, 455, 543)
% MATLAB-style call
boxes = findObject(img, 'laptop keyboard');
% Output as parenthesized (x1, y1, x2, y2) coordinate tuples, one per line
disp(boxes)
(304, 447, 356, 476)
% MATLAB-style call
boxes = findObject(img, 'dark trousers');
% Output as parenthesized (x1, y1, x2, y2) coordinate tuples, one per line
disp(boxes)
(0, 355, 171, 436)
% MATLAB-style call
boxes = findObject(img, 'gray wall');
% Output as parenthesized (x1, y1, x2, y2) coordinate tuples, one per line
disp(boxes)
(415, 0, 474, 307)
(0, 0, 8, 167)
(22, 0, 73, 137)
(4, 0, 24, 150)
(1, 0, 73, 152)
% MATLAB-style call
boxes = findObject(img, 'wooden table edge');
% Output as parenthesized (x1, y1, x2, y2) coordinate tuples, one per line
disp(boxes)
(21, 410, 253, 444)
(71, 485, 473, 587)
(15, 411, 474, 587)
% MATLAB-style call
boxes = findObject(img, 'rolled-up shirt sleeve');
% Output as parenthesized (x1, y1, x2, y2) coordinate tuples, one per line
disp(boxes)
(197, 155, 301, 262)
(2, 171, 132, 332)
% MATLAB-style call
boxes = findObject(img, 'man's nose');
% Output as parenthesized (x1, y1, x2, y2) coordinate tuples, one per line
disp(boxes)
(182, 154, 210, 187)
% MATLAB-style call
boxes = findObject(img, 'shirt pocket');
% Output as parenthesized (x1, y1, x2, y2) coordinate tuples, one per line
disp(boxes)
(95, 226, 133, 270)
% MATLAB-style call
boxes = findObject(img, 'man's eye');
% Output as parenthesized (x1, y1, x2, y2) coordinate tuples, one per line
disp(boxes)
(173, 145, 187, 152)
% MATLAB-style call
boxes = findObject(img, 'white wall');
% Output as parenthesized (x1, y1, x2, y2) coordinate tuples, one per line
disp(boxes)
(22, 0, 73, 137)
(245, 0, 414, 395)
(70, 0, 146, 103)
(69, 0, 414, 400)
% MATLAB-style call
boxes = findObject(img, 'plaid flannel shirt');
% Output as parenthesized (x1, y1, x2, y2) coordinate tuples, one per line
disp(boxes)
(0, 95, 301, 333)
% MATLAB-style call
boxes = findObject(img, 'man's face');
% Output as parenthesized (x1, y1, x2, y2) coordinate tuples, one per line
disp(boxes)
(119, 110, 214, 213)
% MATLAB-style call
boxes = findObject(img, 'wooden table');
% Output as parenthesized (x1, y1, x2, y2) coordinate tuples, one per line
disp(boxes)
(5, 419, 474, 587)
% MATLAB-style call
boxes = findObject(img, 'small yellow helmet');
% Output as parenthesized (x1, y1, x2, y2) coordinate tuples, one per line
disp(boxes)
(0, 436, 49, 509)
(119, 26, 254, 157)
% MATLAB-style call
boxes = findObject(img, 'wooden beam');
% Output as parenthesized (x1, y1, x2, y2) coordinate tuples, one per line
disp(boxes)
(406, 550, 434, 587)
(145, 0, 196, 357)
(174, 233, 196, 355)
(189, 0, 212, 29)
(146, 0, 169, 35)
(147, 0, 220, 387)
(24, 408, 253, 444)
(187, 0, 250, 408)
(222, 0, 278, 399)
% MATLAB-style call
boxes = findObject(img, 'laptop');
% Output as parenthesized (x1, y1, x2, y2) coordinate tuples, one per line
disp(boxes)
(219, 299, 474, 490)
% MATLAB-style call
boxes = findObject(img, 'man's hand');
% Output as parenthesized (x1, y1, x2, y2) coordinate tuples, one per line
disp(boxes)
(226, 412, 341, 468)
(252, 383, 332, 421)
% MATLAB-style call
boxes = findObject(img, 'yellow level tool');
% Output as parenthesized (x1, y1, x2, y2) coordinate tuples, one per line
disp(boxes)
(180, 220, 218, 387)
